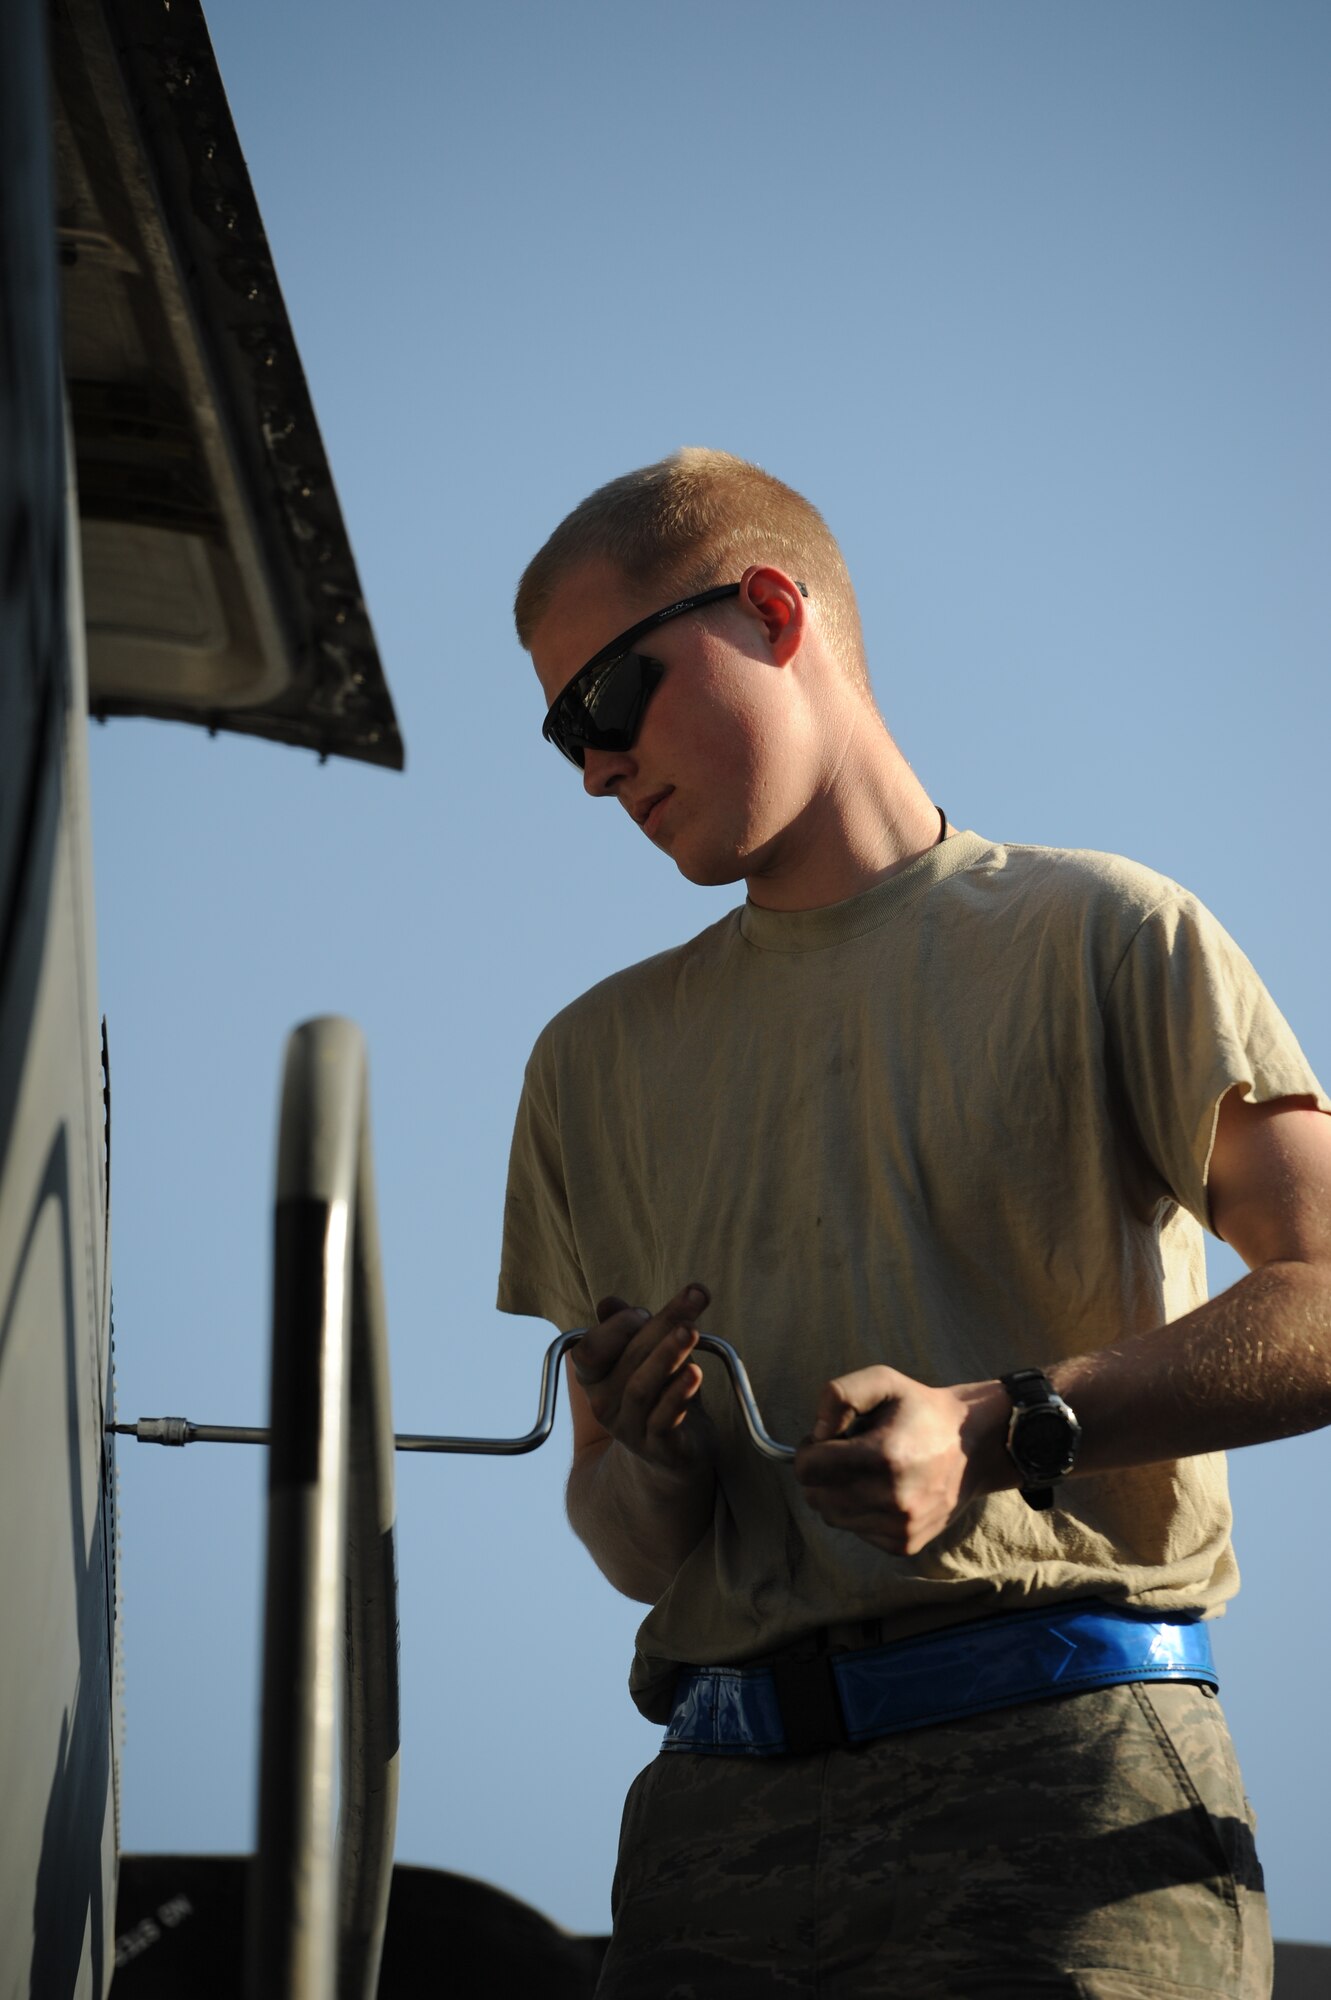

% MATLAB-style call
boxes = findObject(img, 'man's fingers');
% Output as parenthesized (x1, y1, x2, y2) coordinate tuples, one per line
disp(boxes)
(801, 1475, 892, 1522)
(571, 1283, 711, 1451)
(809, 1367, 897, 1443)
(622, 1324, 700, 1423)
(801, 1476, 940, 1553)
(808, 1388, 851, 1447)
(574, 1303, 651, 1385)
(659, 1282, 710, 1323)
(644, 1358, 703, 1435)
(796, 1437, 887, 1486)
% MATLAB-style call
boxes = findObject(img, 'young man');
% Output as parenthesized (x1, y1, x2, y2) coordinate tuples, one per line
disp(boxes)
(498, 449, 1330, 1998)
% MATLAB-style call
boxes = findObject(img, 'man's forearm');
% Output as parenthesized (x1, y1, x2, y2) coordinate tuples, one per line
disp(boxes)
(797, 1255, 1331, 1559)
(1048, 1257, 1331, 1475)
(566, 1437, 717, 1604)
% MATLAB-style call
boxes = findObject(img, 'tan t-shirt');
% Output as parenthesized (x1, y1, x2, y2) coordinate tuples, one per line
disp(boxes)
(498, 832, 1329, 1720)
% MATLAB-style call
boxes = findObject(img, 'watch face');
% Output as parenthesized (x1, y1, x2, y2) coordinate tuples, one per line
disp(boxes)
(1012, 1407, 1079, 1479)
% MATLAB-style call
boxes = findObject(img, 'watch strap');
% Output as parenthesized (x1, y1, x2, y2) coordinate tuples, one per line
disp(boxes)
(1001, 1367, 1056, 1409)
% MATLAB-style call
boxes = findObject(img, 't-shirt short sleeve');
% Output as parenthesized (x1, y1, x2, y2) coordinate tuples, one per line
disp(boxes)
(1102, 889, 1329, 1228)
(497, 1030, 593, 1332)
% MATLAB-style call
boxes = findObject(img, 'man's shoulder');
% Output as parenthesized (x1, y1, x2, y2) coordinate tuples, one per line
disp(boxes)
(530, 905, 744, 1056)
(964, 835, 1196, 929)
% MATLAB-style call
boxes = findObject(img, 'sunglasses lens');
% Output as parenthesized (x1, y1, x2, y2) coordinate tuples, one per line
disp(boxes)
(552, 654, 662, 767)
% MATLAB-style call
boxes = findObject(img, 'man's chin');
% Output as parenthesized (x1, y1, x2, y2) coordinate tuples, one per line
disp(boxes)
(672, 847, 746, 890)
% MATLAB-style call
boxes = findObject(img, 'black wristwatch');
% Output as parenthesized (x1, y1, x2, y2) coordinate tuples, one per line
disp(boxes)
(1000, 1369, 1081, 1511)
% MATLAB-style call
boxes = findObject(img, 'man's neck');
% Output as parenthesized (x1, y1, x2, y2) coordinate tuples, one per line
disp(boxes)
(743, 725, 946, 913)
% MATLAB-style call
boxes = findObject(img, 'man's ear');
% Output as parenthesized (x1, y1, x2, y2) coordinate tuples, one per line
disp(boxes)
(738, 565, 806, 665)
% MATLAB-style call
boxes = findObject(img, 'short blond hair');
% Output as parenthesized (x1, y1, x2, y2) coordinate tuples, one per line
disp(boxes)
(514, 448, 867, 684)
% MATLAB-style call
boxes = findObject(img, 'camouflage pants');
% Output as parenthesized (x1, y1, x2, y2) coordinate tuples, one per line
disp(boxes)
(596, 1683, 1271, 1999)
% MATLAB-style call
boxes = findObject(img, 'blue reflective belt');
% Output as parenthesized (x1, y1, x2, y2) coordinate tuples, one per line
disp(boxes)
(663, 1601, 1218, 1757)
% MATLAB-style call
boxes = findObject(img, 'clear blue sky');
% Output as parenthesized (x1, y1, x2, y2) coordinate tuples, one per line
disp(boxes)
(90, 0, 1330, 1941)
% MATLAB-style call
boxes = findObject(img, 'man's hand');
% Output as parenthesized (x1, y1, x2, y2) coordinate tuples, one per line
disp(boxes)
(564, 1284, 720, 1602)
(794, 1367, 1012, 1557)
(569, 1283, 717, 1475)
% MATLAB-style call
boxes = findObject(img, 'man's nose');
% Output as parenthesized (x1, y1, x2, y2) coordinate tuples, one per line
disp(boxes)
(582, 745, 636, 797)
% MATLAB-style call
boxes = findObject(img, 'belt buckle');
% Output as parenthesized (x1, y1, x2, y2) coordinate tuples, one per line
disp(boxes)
(769, 1654, 849, 1757)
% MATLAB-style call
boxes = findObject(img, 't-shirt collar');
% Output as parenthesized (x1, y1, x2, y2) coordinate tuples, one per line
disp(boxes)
(739, 825, 986, 953)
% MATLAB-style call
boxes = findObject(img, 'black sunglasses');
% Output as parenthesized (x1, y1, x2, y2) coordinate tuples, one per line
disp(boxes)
(541, 581, 808, 768)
